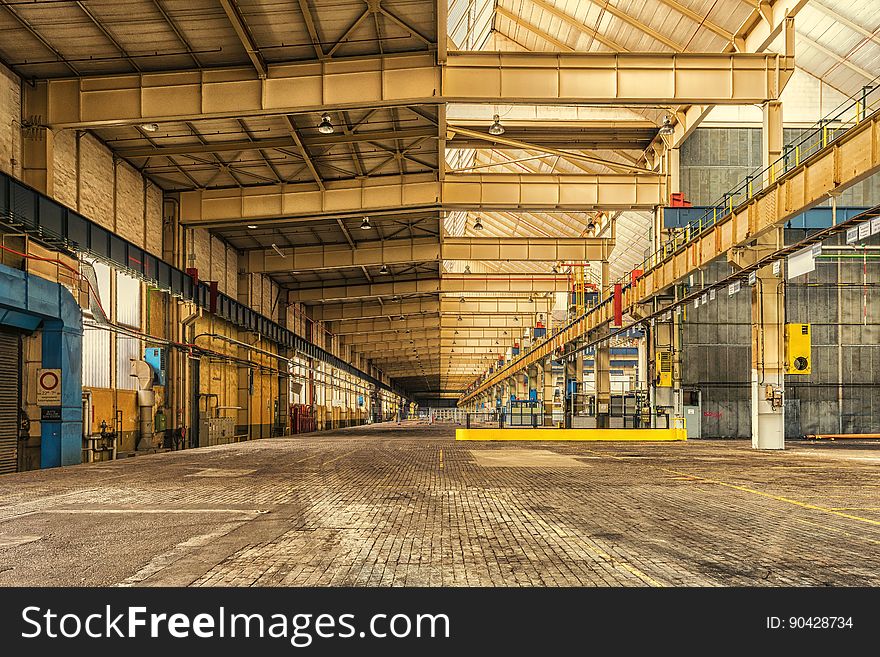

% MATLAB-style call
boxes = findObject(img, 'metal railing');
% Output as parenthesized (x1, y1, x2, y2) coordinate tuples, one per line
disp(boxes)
(636, 82, 880, 278)
(464, 81, 880, 400)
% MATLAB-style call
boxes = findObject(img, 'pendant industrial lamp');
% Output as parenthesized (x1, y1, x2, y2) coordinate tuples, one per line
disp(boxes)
(488, 114, 505, 136)
(317, 113, 334, 134)
(473, 216, 483, 231)
(360, 216, 372, 230)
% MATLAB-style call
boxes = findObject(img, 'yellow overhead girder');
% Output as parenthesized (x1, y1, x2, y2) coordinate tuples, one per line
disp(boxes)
(38, 49, 792, 129)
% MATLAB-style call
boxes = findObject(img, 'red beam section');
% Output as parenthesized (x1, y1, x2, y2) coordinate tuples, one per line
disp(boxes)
(613, 283, 622, 327)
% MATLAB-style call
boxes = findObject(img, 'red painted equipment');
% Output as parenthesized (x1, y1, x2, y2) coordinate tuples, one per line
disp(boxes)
(669, 192, 692, 207)
(290, 404, 316, 434)
(613, 283, 623, 327)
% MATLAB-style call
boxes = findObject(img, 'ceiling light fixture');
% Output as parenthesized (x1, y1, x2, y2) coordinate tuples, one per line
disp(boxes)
(587, 218, 597, 233)
(360, 216, 372, 230)
(659, 115, 675, 136)
(458, 315, 463, 321)
(139, 123, 160, 132)
(473, 216, 483, 231)
(317, 113, 334, 134)
(464, 265, 471, 274)
(379, 264, 389, 275)
(488, 114, 505, 136)
(247, 224, 258, 230)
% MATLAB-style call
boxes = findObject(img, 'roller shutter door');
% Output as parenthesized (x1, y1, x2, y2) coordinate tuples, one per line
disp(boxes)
(0, 330, 21, 474)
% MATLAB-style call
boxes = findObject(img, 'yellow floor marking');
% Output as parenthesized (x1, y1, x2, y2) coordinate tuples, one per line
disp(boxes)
(439, 449, 444, 470)
(663, 468, 880, 527)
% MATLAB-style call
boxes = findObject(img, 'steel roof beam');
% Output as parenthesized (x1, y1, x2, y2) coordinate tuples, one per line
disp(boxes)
(441, 236, 614, 262)
(40, 50, 791, 129)
(111, 127, 438, 159)
(0, 1, 80, 75)
(219, 0, 267, 78)
(312, 297, 440, 322)
(447, 125, 652, 174)
(178, 172, 664, 229)
(247, 236, 440, 273)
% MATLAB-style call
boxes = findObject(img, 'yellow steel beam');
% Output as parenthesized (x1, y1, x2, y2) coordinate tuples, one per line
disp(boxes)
(440, 273, 570, 294)
(287, 273, 569, 303)
(310, 297, 440, 321)
(329, 314, 535, 335)
(178, 173, 439, 228)
(493, 5, 573, 52)
(250, 235, 610, 276)
(441, 236, 614, 262)
(522, 0, 625, 51)
(247, 237, 439, 272)
(581, 0, 685, 51)
(440, 298, 552, 315)
(317, 296, 548, 322)
(359, 341, 498, 354)
(442, 173, 665, 212)
(329, 315, 442, 334)
(114, 127, 438, 158)
(178, 172, 664, 228)
(447, 124, 653, 174)
(289, 279, 441, 303)
(40, 51, 791, 129)
(344, 327, 526, 344)
(652, 0, 735, 44)
(352, 337, 517, 350)
(218, 0, 267, 77)
(461, 107, 880, 404)
(443, 51, 792, 105)
(641, 6, 801, 167)
(284, 114, 323, 190)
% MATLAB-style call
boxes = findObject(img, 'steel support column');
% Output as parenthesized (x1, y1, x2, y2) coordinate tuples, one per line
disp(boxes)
(763, 100, 783, 187)
(750, 232, 786, 450)
(542, 358, 555, 427)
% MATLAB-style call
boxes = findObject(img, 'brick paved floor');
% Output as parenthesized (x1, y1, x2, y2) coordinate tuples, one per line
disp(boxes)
(0, 421, 878, 586)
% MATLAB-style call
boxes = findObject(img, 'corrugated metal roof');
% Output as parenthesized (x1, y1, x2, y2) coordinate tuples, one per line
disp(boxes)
(0, 0, 437, 78)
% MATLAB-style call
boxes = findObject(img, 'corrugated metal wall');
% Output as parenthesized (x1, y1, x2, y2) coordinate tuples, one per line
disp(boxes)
(679, 128, 880, 437)
(0, 330, 20, 473)
(115, 271, 140, 328)
(116, 335, 141, 391)
(680, 127, 880, 207)
(82, 326, 110, 388)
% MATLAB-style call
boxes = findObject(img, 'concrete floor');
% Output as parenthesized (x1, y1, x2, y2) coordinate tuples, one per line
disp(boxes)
(1, 422, 878, 587)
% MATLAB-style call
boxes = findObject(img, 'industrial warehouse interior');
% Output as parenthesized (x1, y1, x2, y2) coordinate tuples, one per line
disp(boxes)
(0, 0, 878, 599)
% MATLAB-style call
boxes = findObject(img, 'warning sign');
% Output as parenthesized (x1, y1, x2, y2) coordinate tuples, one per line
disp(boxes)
(37, 368, 62, 405)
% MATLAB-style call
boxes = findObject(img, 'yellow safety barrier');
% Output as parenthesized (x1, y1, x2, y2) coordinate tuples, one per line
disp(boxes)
(455, 427, 687, 441)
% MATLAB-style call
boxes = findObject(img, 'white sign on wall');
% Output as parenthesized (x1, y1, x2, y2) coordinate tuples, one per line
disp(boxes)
(36, 368, 62, 405)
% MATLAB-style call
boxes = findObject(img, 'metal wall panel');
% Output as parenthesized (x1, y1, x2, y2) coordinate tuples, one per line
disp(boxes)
(0, 331, 20, 474)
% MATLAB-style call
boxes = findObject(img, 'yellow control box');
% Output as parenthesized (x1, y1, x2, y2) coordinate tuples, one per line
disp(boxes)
(657, 350, 673, 387)
(785, 323, 811, 374)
